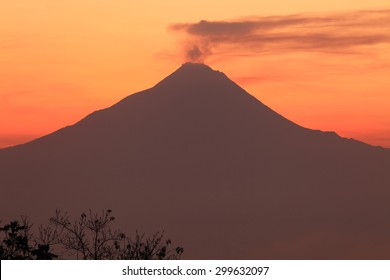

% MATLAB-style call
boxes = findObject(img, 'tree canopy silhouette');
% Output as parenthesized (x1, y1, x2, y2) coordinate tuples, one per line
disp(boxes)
(0, 218, 57, 260)
(0, 209, 183, 260)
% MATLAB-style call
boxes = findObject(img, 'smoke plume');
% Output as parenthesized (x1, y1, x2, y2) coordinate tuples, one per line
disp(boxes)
(170, 9, 390, 60)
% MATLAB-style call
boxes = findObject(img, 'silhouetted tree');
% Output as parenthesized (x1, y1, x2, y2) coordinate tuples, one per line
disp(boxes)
(116, 231, 183, 260)
(0, 218, 57, 260)
(49, 209, 123, 259)
(50, 209, 183, 260)
(31, 223, 60, 260)
(1, 210, 182, 260)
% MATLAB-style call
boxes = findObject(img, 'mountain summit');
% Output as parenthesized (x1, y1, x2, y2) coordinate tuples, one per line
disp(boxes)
(1, 64, 390, 259)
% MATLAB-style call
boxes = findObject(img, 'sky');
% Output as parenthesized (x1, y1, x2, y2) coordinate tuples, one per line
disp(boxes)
(1, 0, 390, 148)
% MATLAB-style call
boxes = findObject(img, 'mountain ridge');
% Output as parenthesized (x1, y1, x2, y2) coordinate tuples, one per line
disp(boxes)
(0, 63, 389, 259)
(2, 63, 385, 152)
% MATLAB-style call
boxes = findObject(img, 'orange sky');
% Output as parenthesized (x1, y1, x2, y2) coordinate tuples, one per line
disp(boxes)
(1, 0, 390, 148)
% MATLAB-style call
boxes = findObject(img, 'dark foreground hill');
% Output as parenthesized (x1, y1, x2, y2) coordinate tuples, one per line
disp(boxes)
(1, 63, 390, 259)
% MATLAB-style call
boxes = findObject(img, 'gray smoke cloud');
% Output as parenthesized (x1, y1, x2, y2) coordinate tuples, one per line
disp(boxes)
(170, 9, 390, 61)
(186, 45, 204, 63)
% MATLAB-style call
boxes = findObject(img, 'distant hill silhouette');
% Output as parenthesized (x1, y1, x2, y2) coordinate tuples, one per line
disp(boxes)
(1, 63, 390, 259)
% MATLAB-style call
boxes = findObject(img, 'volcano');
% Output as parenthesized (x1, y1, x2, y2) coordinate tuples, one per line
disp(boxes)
(1, 63, 390, 259)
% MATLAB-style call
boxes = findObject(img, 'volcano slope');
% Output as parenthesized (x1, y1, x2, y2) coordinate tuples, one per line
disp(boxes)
(1, 63, 390, 259)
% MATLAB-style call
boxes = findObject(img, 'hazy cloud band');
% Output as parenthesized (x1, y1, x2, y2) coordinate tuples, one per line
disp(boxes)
(170, 9, 390, 61)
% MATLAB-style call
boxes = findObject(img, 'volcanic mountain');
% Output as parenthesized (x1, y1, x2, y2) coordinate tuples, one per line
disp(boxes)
(1, 63, 390, 259)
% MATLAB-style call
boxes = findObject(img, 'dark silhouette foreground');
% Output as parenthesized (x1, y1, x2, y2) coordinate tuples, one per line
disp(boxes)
(0, 210, 183, 260)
